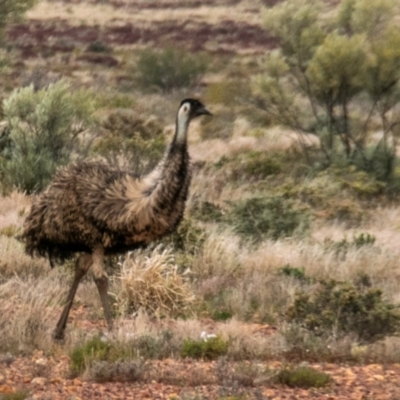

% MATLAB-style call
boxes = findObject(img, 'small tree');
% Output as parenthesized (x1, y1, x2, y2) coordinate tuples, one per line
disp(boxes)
(1, 81, 95, 193)
(256, 0, 400, 180)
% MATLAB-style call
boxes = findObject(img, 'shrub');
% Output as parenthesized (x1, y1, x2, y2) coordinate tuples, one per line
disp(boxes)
(0, 0, 36, 44)
(136, 47, 207, 92)
(166, 218, 207, 253)
(88, 359, 146, 382)
(190, 200, 224, 223)
(93, 110, 165, 175)
(0, 391, 30, 400)
(0, 81, 95, 193)
(279, 265, 307, 281)
(86, 40, 110, 53)
(275, 366, 331, 388)
(287, 279, 400, 343)
(69, 336, 112, 375)
(181, 336, 228, 360)
(214, 151, 283, 182)
(226, 196, 309, 243)
(69, 336, 133, 378)
(324, 232, 376, 260)
(257, 0, 400, 180)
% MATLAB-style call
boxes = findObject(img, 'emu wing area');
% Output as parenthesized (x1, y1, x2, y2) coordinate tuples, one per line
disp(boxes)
(23, 162, 144, 263)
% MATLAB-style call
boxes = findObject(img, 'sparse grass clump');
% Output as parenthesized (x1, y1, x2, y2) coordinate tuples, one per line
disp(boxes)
(113, 246, 195, 318)
(181, 336, 228, 360)
(287, 279, 400, 343)
(136, 47, 207, 92)
(275, 365, 331, 388)
(226, 196, 309, 243)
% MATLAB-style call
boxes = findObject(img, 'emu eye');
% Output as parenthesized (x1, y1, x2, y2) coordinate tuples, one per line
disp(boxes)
(183, 105, 189, 113)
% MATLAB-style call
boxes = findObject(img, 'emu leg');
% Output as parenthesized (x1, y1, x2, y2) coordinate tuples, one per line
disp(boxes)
(94, 276, 113, 330)
(92, 247, 113, 331)
(53, 254, 92, 340)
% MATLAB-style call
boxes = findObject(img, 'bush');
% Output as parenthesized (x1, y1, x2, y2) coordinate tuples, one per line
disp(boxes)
(69, 336, 112, 375)
(287, 279, 400, 343)
(226, 196, 309, 243)
(136, 47, 207, 92)
(190, 200, 224, 223)
(257, 0, 400, 180)
(69, 336, 133, 379)
(0, 391, 30, 400)
(93, 110, 165, 175)
(0, 0, 36, 44)
(276, 366, 331, 388)
(214, 151, 283, 182)
(88, 359, 145, 382)
(0, 81, 95, 193)
(181, 336, 228, 360)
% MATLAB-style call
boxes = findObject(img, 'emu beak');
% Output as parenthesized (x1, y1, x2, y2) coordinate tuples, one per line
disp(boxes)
(198, 106, 212, 116)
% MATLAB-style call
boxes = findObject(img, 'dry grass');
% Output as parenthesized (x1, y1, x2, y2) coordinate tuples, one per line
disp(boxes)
(27, 0, 264, 27)
(0, 192, 48, 279)
(111, 246, 195, 318)
(0, 272, 67, 353)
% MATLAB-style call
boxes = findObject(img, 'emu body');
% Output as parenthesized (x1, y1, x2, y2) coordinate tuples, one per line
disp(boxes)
(22, 99, 211, 339)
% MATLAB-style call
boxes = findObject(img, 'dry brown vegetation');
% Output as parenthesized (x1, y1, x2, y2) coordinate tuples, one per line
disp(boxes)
(2, 0, 400, 399)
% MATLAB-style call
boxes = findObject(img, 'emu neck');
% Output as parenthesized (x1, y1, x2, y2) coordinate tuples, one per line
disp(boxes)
(173, 109, 190, 145)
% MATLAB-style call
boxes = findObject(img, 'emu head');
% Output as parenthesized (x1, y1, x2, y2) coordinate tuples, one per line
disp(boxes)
(178, 98, 212, 122)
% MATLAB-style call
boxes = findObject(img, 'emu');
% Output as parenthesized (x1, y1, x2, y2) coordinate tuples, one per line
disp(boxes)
(22, 99, 211, 340)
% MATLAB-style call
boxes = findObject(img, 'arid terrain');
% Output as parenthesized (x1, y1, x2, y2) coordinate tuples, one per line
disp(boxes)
(2, 0, 400, 399)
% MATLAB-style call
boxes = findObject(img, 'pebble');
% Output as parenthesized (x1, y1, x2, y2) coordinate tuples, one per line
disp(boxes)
(31, 377, 47, 386)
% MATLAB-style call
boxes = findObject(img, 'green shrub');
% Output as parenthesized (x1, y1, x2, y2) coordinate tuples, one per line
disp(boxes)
(181, 336, 228, 360)
(0, 391, 30, 400)
(136, 47, 207, 92)
(279, 265, 307, 281)
(258, 0, 400, 181)
(276, 366, 331, 388)
(166, 218, 207, 254)
(214, 151, 283, 182)
(86, 40, 110, 53)
(324, 232, 376, 260)
(0, 0, 36, 44)
(287, 279, 400, 343)
(0, 81, 95, 193)
(191, 200, 224, 223)
(0, 224, 19, 237)
(226, 196, 309, 243)
(69, 335, 123, 376)
(93, 110, 165, 175)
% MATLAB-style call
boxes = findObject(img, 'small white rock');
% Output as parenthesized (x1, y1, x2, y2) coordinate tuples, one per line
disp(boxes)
(31, 377, 47, 386)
